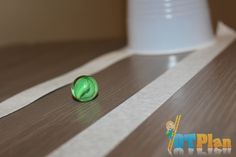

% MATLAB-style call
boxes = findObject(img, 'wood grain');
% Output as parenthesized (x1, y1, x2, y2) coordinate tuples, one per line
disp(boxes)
(0, 43, 187, 157)
(0, 40, 125, 102)
(107, 41, 236, 157)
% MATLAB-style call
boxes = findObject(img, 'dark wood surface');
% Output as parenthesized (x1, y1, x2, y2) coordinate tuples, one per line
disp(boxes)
(107, 41, 236, 157)
(0, 40, 187, 157)
(0, 40, 125, 102)
(0, 1, 236, 156)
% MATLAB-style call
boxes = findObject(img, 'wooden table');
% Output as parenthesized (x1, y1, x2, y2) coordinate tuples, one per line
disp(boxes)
(0, 30, 235, 157)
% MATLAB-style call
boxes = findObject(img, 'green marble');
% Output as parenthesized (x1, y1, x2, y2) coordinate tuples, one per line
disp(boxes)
(71, 76, 99, 102)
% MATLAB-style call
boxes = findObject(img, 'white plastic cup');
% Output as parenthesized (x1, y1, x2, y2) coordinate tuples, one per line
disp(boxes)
(127, 0, 214, 54)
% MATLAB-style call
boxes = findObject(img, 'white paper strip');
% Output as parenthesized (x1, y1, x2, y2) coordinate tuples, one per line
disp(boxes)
(0, 49, 132, 118)
(48, 23, 236, 157)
